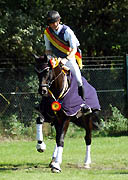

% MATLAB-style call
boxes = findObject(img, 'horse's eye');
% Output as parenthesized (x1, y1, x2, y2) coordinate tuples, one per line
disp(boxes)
(43, 69, 49, 74)
(42, 69, 49, 76)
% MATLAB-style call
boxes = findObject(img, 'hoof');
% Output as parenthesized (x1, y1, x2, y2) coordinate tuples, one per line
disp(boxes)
(84, 163, 91, 169)
(36, 142, 46, 153)
(37, 148, 45, 153)
(51, 167, 61, 173)
(49, 158, 56, 168)
(51, 162, 61, 173)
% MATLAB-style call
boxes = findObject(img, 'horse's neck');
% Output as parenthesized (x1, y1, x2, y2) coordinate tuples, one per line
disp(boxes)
(53, 65, 62, 78)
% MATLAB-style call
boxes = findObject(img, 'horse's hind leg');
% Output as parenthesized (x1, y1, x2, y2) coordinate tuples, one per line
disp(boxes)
(84, 117, 92, 168)
(84, 143, 91, 168)
(36, 116, 46, 152)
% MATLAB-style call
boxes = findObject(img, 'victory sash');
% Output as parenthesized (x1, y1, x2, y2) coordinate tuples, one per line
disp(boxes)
(44, 27, 82, 69)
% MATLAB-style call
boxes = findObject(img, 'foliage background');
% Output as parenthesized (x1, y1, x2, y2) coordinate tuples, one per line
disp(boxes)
(0, 0, 128, 61)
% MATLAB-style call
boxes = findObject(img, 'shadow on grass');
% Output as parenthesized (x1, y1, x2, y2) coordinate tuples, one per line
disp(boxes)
(66, 163, 128, 174)
(94, 131, 128, 137)
(0, 163, 50, 172)
(1, 163, 128, 175)
(108, 131, 128, 137)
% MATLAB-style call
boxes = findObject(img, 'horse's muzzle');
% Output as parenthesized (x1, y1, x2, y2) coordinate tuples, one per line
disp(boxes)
(42, 87, 48, 95)
(38, 86, 48, 95)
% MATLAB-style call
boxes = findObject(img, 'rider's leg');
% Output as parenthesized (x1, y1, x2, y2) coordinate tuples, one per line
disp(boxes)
(65, 59, 85, 100)
(65, 58, 82, 85)
(65, 59, 92, 114)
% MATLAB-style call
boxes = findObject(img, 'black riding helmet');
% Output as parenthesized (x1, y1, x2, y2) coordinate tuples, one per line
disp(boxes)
(47, 10, 61, 24)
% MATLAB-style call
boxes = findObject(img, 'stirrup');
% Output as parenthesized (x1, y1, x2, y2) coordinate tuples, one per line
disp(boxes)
(82, 106, 92, 116)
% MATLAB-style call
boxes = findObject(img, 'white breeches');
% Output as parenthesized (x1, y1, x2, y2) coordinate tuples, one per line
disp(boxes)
(65, 59, 83, 86)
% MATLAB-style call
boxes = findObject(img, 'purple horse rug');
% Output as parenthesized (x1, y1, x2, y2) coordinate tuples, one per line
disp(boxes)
(61, 73, 101, 116)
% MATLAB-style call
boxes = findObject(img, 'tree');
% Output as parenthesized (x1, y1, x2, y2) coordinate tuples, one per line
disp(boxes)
(0, 0, 128, 61)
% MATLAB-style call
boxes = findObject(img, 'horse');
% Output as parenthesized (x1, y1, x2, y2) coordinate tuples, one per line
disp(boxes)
(34, 54, 101, 173)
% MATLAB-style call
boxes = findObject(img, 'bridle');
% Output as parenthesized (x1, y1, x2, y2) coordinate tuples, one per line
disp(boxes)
(35, 61, 65, 89)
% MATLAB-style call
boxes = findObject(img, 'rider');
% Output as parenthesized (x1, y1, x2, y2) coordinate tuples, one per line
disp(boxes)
(43, 10, 91, 113)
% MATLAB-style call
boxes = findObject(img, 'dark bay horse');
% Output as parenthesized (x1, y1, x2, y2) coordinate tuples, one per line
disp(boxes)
(34, 54, 101, 173)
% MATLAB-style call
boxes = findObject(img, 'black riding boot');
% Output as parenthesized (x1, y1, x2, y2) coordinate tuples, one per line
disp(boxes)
(78, 85, 86, 101)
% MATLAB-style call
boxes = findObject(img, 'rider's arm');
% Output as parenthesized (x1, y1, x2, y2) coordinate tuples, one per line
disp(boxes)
(44, 34, 53, 55)
(66, 47, 77, 60)
(64, 28, 80, 60)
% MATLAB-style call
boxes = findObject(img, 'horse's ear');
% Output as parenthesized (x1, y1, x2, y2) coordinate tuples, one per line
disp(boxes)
(32, 54, 39, 59)
(32, 54, 40, 63)
(33, 53, 48, 64)
(33, 54, 46, 64)
(44, 54, 47, 59)
(44, 54, 48, 62)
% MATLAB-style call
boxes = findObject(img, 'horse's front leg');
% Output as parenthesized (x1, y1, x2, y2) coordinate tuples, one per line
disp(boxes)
(51, 119, 70, 173)
(36, 116, 46, 152)
(84, 117, 92, 169)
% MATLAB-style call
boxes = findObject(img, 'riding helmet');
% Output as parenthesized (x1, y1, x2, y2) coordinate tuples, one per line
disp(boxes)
(47, 10, 61, 24)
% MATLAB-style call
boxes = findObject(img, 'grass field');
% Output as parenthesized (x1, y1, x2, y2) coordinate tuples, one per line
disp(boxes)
(0, 136, 128, 180)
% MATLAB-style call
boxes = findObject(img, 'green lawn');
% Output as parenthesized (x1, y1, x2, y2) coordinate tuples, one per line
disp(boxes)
(0, 136, 128, 180)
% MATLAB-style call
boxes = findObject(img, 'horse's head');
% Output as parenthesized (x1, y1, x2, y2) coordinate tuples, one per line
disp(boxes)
(34, 54, 52, 95)
(34, 54, 61, 96)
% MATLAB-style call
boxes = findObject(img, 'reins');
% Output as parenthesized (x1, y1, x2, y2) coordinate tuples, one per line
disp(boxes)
(48, 71, 69, 101)
(48, 70, 64, 89)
